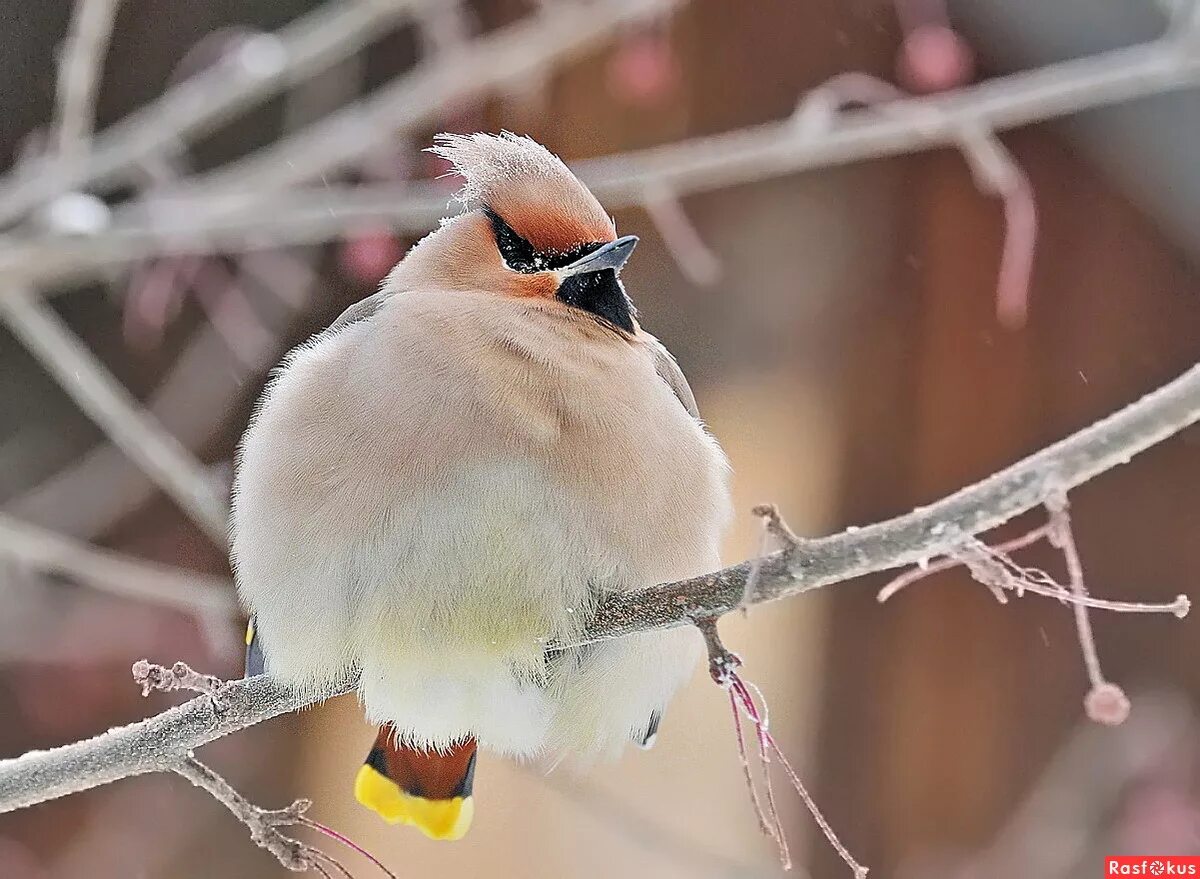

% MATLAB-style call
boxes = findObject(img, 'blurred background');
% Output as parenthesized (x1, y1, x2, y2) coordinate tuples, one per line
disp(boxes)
(1, 0, 1198, 876)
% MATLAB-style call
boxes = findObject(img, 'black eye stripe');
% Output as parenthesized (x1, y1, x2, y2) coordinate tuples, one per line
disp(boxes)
(485, 207, 536, 272)
(484, 206, 605, 273)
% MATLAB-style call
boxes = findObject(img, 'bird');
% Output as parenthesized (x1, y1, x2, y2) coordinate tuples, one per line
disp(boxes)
(231, 132, 731, 841)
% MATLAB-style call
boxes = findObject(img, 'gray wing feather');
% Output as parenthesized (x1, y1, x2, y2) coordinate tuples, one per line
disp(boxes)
(321, 290, 391, 338)
(634, 342, 700, 744)
(648, 338, 700, 419)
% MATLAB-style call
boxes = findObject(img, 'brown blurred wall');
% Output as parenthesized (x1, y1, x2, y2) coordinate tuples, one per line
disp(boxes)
(816, 130, 1200, 875)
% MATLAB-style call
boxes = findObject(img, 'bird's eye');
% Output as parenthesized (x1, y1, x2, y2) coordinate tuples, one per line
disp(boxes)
(485, 207, 538, 273)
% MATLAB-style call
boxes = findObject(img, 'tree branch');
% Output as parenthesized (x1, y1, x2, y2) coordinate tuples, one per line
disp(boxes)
(1, 363, 1195, 816)
(180, 0, 679, 198)
(54, 0, 122, 161)
(0, 672, 325, 813)
(6, 258, 318, 542)
(8, 25, 1199, 287)
(0, 512, 236, 615)
(0, 288, 229, 544)
(173, 756, 321, 872)
(583, 363, 1198, 643)
(0, 0, 433, 225)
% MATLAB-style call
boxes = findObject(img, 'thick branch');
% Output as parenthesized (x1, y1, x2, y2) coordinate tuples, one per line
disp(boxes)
(0, 364, 1195, 814)
(0, 673, 332, 813)
(587, 363, 1200, 642)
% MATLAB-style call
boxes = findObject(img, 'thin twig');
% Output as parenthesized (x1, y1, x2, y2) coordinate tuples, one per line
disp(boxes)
(876, 522, 1052, 602)
(880, 503, 1147, 726)
(798, 71, 1039, 328)
(1045, 497, 1134, 725)
(297, 817, 399, 879)
(55, 0, 122, 161)
(0, 364, 1196, 814)
(132, 659, 228, 707)
(876, 518, 1184, 618)
(642, 184, 721, 285)
(704, 616, 865, 876)
(173, 755, 333, 873)
(0, 288, 228, 544)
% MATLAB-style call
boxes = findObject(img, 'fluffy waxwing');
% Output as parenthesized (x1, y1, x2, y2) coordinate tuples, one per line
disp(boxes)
(232, 132, 731, 841)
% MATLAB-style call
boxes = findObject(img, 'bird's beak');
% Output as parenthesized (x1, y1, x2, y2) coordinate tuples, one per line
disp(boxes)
(558, 235, 638, 279)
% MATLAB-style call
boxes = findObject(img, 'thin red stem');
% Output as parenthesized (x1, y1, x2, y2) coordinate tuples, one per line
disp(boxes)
(298, 817, 399, 879)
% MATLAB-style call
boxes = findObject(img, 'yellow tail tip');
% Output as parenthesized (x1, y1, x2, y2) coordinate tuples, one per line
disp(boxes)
(354, 765, 474, 841)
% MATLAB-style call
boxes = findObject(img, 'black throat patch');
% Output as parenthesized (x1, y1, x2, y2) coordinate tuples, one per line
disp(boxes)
(556, 269, 636, 334)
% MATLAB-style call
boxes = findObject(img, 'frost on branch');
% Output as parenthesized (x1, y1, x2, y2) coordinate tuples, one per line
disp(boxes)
(133, 663, 397, 879)
(132, 659, 228, 709)
(174, 756, 383, 878)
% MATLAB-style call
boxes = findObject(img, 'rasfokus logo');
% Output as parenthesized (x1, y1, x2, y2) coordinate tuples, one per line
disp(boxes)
(1106, 857, 1200, 876)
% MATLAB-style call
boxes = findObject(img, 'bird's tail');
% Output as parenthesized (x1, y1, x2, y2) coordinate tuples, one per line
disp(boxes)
(354, 725, 477, 841)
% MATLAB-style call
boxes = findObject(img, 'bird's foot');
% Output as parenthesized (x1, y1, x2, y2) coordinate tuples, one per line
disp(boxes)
(696, 617, 741, 687)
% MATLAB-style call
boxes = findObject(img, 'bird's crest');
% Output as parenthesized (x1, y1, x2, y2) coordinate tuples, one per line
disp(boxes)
(429, 132, 615, 255)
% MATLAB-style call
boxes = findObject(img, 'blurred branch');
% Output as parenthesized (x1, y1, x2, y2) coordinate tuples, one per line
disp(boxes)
(0, 512, 235, 615)
(7, 23, 1200, 286)
(957, 123, 1037, 327)
(8, 251, 315, 541)
(0, 363, 1195, 814)
(54, 0, 121, 161)
(183, 0, 680, 196)
(590, 23, 1200, 199)
(0, 289, 228, 543)
(0, 0, 431, 225)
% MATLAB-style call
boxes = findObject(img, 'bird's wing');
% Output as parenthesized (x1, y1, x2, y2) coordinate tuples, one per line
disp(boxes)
(647, 337, 700, 419)
(320, 290, 392, 338)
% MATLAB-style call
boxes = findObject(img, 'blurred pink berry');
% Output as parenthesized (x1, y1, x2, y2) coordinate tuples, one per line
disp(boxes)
(339, 232, 403, 285)
(897, 24, 975, 94)
(607, 32, 680, 106)
(1085, 682, 1131, 726)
